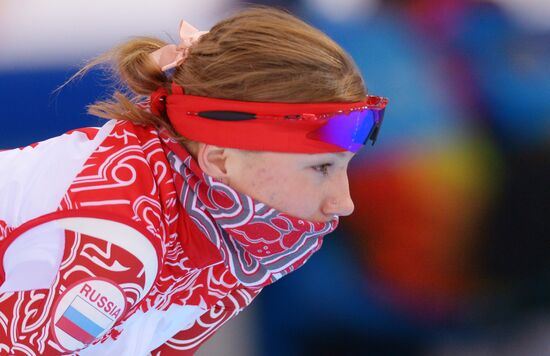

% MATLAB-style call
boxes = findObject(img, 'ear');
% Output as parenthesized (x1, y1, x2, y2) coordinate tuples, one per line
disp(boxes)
(196, 144, 229, 181)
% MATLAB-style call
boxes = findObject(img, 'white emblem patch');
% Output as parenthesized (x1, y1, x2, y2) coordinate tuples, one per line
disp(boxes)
(51, 278, 126, 351)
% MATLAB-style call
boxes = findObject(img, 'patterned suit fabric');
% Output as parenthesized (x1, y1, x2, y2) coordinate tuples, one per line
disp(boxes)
(0, 120, 335, 354)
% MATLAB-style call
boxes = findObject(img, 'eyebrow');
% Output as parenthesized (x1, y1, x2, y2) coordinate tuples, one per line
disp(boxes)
(306, 152, 352, 161)
(328, 152, 352, 159)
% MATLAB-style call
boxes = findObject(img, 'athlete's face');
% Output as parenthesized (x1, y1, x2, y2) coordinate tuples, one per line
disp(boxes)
(195, 145, 355, 223)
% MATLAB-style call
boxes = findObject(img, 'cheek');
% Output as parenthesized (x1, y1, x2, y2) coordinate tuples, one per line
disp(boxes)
(250, 168, 289, 203)
(240, 166, 276, 197)
(241, 166, 284, 203)
(231, 164, 280, 204)
(256, 173, 320, 215)
(232, 159, 322, 218)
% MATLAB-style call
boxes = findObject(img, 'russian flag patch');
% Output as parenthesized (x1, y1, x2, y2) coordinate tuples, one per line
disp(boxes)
(51, 278, 126, 352)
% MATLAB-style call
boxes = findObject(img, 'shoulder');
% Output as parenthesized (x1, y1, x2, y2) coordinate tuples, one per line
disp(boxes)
(0, 120, 117, 227)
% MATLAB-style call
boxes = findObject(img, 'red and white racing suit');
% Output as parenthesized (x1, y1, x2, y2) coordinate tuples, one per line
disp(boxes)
(0, 120, 261, 355)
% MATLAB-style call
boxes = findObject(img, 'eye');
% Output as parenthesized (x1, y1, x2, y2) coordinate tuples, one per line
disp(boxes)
(312, 163, 332, 176)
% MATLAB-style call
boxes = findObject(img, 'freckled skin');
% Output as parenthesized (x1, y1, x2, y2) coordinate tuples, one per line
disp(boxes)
(223, 150, 356, 222)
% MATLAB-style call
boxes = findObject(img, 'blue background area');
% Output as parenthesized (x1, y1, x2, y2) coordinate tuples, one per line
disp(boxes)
(0, 70, 104, 149)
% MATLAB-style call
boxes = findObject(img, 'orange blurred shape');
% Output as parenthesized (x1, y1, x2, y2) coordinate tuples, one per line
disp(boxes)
(345, 138, 501, 319)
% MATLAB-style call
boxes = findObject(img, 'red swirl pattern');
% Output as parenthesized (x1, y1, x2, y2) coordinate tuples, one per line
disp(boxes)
(57, 123, 248, 321)
(1, 121, 258, 354)
(0, 222, 148, 354)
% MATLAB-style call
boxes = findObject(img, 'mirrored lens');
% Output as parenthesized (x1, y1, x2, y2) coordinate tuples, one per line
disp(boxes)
(308, 108, 385, 152)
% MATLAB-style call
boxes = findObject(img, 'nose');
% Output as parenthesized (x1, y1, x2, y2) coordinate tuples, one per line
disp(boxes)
(322, 172, 355, 218)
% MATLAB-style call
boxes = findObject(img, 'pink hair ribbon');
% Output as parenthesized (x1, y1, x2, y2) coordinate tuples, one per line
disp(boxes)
(150, 20, 208, 71)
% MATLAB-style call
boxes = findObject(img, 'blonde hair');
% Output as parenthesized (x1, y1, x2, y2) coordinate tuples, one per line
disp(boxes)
(74, 6, 367, 144)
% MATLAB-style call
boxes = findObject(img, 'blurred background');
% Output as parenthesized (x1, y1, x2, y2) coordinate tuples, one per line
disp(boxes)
(1, 0, 549, 355)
